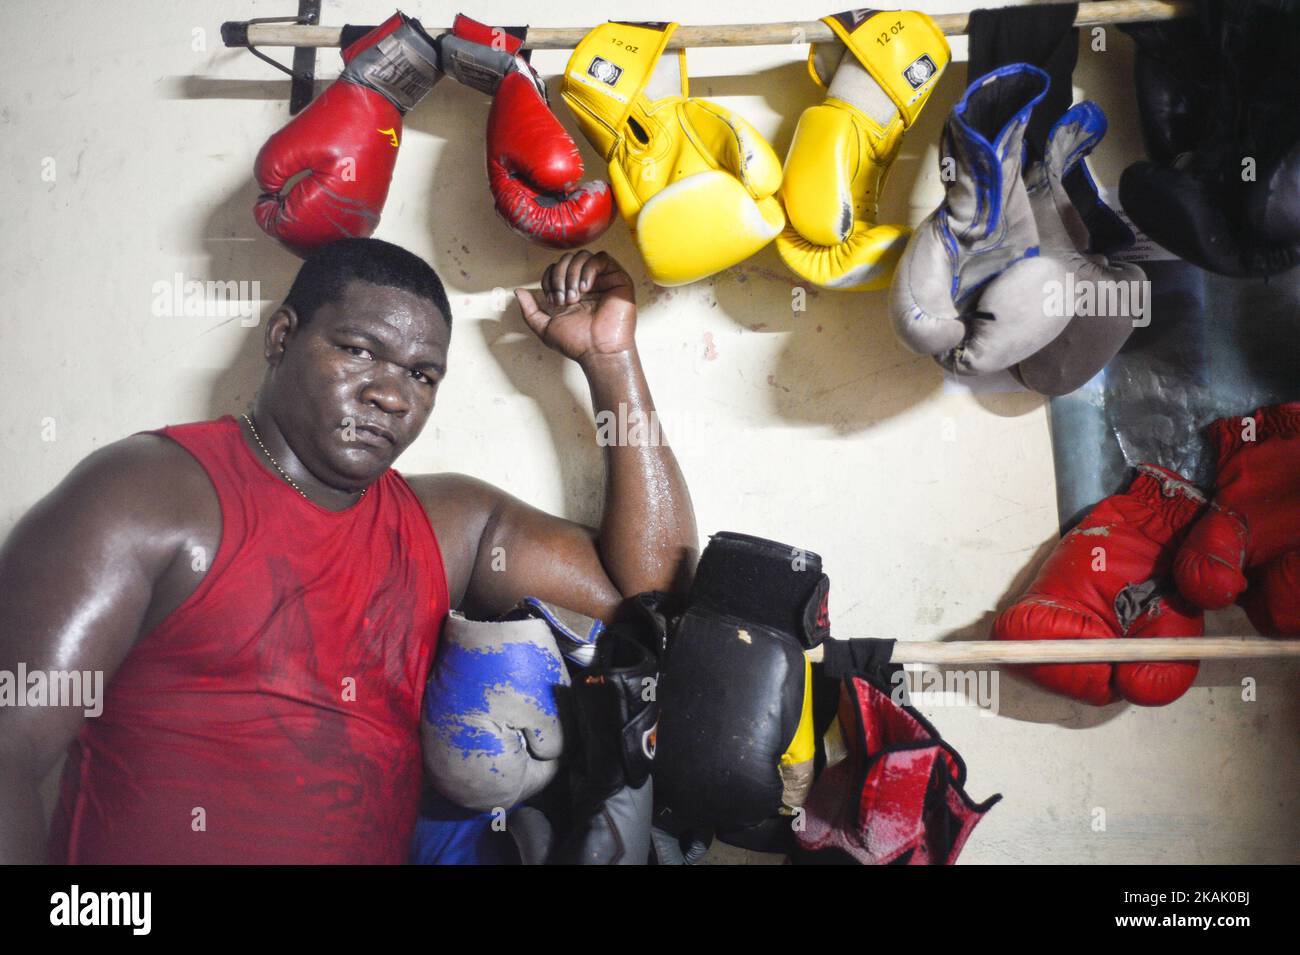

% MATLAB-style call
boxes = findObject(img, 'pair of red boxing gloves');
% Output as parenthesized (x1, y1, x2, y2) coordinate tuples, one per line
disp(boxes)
(995, 403, 1300, 707)
(253, 11, 613, 255)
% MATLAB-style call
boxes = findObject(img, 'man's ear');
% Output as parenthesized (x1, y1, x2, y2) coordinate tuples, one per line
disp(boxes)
(264, 304, 301, 365)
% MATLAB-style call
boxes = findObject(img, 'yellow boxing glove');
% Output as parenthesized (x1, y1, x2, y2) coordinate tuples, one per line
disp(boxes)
(777, 9, 950, 290)
(562, 21, 785, 287)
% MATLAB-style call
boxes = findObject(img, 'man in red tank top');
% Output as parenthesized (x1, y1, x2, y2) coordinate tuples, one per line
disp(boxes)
(0, 239, 697, 864)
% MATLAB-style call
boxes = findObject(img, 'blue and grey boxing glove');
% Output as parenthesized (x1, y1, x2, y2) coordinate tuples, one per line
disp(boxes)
(889, 63, 1074, 377)
(421, 611, 570, 813)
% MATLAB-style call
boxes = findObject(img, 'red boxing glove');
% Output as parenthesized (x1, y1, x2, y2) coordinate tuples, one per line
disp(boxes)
(1174, 402, 1300, 636)
(992, 464, 1208, 706)
(487, 72, 614, 248)
(446, 15, 613, 248)
(254, 12, 443, 254)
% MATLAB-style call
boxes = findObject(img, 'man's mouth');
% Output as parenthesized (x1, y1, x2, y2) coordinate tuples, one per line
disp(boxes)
(351, 424, 396, 446)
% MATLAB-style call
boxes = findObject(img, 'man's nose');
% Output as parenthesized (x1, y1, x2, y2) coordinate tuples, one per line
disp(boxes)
(359, 364, 413, 415)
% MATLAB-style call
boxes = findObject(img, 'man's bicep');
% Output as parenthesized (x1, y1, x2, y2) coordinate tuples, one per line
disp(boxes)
(465, 494, 622, 621)
(0, 439, 181, 777)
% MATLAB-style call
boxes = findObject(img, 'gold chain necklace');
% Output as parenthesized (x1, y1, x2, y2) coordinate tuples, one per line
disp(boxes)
(241, 413, 365, 502)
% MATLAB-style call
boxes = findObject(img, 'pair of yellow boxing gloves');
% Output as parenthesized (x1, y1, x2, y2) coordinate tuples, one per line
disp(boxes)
(560, 10, 951, 288)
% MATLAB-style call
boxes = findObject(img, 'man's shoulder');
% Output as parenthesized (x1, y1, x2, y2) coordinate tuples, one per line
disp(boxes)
(59, 431, 217, 530)
(400, 471, 506, 513)
(84, 430, 211, 483)
(398, 473, 511, 604)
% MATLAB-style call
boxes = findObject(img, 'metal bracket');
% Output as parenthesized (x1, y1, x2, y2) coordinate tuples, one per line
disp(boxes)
(220, 0, 322, 114)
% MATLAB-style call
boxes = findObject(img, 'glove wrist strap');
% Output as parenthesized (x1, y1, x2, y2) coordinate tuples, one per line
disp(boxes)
(441, 34, 536, 98)
(561, 21, 681, 158)
(815, 9, 949, 126)
(343, 18, 443, 113)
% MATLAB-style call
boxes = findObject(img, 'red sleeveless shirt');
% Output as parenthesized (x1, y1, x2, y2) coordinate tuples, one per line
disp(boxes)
(47, 416, 449, 864)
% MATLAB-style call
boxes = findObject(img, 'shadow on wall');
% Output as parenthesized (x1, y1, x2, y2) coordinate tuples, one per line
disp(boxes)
(476, 314, 605, 524)
(723, 58, 949, 434)
(903, 533, 1121, 730)
(193, 189, 297, 423)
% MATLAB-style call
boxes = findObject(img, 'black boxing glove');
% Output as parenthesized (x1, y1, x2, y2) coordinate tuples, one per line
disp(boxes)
(653, 532, 829, 840)
(549, 605, 661, 865)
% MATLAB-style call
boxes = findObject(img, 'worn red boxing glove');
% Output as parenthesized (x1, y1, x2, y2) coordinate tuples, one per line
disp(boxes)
(993, 464, 1208, 706)
(254, 12, 442, 254)
(443, 15, 613, 248)
(487, 71, 614, 247)
(1174, 402, 1300, 636)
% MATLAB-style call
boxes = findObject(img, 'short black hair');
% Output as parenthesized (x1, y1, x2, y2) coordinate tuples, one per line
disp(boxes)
(283, 238, 452, 330)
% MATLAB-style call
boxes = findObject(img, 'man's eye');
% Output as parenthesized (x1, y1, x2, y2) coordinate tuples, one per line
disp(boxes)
(344, 346, 372, 359)
(412, 370, 435, 386)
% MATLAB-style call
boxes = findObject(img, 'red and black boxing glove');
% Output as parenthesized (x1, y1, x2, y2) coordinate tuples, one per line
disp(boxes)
(442, 15, 614, 248)
(254, 11, 443, 254)
(1174, 402, 1300, 637)
(993, 464, 1208, 706)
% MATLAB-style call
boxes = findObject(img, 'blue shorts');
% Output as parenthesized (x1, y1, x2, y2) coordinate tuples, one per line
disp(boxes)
(409, 789, 521, 865)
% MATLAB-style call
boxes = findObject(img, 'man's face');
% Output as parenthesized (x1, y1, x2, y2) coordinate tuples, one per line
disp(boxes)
(269, 279, 450, 489)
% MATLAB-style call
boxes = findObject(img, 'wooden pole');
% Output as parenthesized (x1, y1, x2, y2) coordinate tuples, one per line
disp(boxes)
(227, 1, 1192, 49)
(806, 637, 1300, 665)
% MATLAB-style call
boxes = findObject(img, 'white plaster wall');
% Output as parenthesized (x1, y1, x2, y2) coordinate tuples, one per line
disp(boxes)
(0, 0, 1295, 863)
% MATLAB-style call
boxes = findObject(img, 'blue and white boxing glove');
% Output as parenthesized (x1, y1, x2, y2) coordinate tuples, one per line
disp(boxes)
(421, 611, 570, 813)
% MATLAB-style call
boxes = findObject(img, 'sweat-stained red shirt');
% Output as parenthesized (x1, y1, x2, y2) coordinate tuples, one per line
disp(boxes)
(47, 415, 449, 864)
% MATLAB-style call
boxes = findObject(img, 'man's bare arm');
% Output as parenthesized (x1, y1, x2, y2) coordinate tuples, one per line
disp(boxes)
(409, 472, 621, 620)
(416, 252, 697, 622)
(580, 346, 696, 595)
(0, 437, 196, 862)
